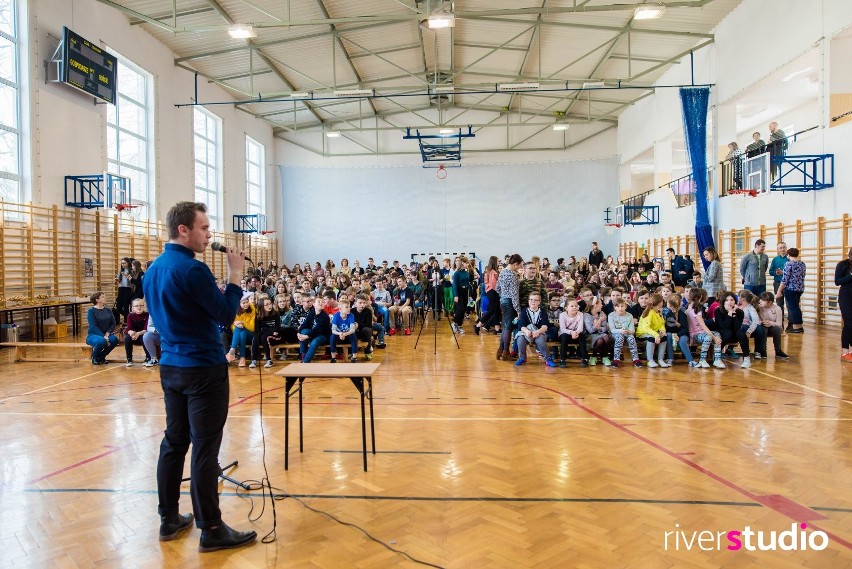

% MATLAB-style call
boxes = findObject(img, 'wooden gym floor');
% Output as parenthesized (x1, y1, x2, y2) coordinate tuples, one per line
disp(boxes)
(0, 320, 850, 568)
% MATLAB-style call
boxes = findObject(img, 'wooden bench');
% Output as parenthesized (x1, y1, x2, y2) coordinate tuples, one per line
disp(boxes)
(271, 341, 373, 360)
(0, 342, 93, 362)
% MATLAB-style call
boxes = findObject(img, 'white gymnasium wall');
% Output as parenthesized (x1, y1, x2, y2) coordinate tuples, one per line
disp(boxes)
(617, 0, 852, 248)
(24, 0, 276, 228)
(279, 158, 619, 265)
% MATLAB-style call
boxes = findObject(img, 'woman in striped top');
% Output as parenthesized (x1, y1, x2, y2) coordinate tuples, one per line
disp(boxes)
(496, 254, 523, 360)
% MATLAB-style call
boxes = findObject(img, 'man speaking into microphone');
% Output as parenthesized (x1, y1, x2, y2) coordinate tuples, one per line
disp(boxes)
(143, 202, 257, 552)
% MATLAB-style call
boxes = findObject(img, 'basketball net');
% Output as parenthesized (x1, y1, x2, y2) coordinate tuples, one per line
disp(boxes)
(604, 223, 621, 235)
(727, 189, 757, 209)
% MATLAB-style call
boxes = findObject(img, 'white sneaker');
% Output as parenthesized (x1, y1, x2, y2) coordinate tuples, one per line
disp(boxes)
(249, 360, 257, 369)
(264, 359, 273, 368)
(647, 360, 659, 368)
(741, 357, 751, 368)
(143, 359, 154, 368)
(658, 360, 671, 368)
(713, 359, 726, 369)
(697, 360, 710, 369)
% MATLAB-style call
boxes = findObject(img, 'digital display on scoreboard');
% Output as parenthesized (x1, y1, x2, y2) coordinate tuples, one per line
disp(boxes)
(60, 27, 117, 104)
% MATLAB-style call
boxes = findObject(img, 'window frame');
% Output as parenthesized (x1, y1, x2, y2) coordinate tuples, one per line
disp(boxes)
(105, 54, 155, 221)
(245, 135, 265, 216)
(193, 106, 223, 231)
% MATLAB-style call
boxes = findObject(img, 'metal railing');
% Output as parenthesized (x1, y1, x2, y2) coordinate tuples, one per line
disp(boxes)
(622, 125, 821, 208)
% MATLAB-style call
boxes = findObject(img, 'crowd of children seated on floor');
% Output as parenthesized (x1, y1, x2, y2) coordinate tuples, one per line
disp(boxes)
(86, 247, 814, 369)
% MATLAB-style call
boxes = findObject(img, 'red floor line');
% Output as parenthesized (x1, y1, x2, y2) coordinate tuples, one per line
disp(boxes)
(448, 370, 843, 401)
(499, 376, 852, 551)
(17, 383, 285, 488)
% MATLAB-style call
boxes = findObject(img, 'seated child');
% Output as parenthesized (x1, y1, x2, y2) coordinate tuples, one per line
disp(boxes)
(607, 298, 640, 368)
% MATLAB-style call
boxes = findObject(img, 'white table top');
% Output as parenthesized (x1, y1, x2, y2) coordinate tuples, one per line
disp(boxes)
(274, 362, 380, 377)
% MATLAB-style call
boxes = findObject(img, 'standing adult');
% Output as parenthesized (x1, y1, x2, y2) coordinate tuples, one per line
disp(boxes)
(666, 248, 689, 288)
(130, 259, 145, 301)
(496, 254, 523, 361)
(769, 241, 789, 324)
(701, 247, 724, 305)
(475, 256, 501, 335)
(835, 247, 852, 362)
(776, 247, 805, 334)
(143, 202, 257, 552)
(767, 121, 788, 181)
(739, 239, 769, 296)
(115, 257, 133, 323)
(725, 142, 745, 190)
(745, 131, 765, 158)
(588, 242, 604, 269)
(451, 256, 471, 335)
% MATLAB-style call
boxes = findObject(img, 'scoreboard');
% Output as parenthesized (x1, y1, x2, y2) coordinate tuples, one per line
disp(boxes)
(60, 27, 117, 104)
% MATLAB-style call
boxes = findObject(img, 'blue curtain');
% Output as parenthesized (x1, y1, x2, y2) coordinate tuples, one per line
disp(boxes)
(680, 87, 715, 269)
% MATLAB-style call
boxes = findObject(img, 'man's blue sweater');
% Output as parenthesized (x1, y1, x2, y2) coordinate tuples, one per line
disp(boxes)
(143, 243, 242, 367)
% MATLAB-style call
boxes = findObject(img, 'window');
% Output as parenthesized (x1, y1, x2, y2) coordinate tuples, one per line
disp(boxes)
(193, 107, 222, 230)
(0, 0, 23, 204)
(106, 57, 154, 219)
(245, 135, 264, 216)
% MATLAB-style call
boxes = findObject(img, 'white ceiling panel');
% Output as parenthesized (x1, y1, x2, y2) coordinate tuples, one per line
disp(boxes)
(103, 0, 742, 154)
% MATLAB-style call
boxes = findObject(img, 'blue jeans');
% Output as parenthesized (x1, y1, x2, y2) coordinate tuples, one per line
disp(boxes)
(499, 299, 516, 354)
(330, 332, 358, 355)
(376, 305, 390, 329)
(87, 334, 119, 362)
(784, 289, 803, 325)
(666, 333, 694, 364)
(372, 323, 386, 343)
(744, 284, 766, 296)
(230, 327, 254, 357)
(299, 329, 328, 362)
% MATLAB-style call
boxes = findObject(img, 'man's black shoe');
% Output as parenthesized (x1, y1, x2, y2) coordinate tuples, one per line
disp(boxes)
(199, 523, 257, 553)
(159, 512, 194, 541)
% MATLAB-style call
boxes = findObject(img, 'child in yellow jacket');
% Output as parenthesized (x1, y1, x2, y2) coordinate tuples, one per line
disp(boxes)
(637, 293, 669, 368)
(226, 294, 257, 366)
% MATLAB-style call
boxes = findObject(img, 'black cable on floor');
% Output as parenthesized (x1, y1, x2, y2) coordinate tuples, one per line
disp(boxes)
(233, 358, 444, 568)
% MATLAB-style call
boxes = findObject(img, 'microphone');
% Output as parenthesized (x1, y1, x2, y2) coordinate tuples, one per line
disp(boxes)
(210, 242, 253, 262)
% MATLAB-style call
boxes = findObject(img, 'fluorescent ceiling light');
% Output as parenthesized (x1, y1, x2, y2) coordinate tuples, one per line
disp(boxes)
(439, 128, 455, 134)
(583, 81, 605, 88)
(333, 89, 374, 97)
(497, 82, 540, 92)
(433, 85, 455, 93)
(326, 131, 341, 138)
(289, 92, 311, 99)
(426, 12, 455, 29)
(553, 124, 569, 131)
(228, 24, 256, 39)
(634, 5, 666, 20)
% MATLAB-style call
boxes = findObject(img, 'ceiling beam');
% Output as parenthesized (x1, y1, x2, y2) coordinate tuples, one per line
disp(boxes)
(349, 44, 422, 59)
(199, 0, 326, 125)
(174, 21, 398, 63)
(129, 7, 215, 25)
(312, 0, 379, 116)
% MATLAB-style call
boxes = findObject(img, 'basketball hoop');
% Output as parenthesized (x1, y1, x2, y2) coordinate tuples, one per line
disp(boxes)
(604, 223, 621, 235)
(436, 164, 448, 180)
(260, 230, 276, 235)
(727, 188, 758, 209)
(115, 201, 144, 222)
